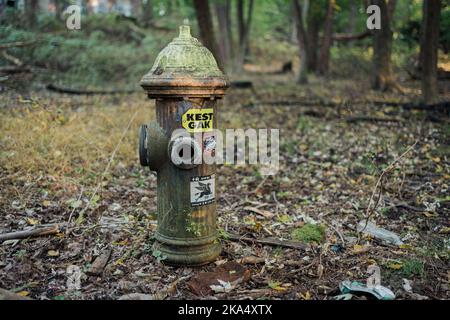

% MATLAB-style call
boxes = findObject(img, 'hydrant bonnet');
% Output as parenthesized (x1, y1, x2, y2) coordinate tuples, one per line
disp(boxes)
(140, 25, 228, 98)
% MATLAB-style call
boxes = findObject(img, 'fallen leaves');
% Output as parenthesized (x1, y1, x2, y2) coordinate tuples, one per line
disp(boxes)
(87, 248, 112, 276)
(243, 206, 275, 219)
(268, 281, 287, 292)
(47, 250, 59, 257)
(351, 244, 370, 255)
(187, 261, 251, 296)
(387, 262, 403, 270)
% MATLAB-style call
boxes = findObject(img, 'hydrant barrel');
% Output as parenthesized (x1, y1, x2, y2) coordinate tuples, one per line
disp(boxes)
(139, 25, 229, 265)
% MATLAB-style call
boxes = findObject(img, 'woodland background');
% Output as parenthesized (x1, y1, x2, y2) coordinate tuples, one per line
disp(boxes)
(0, 0, 448, 300)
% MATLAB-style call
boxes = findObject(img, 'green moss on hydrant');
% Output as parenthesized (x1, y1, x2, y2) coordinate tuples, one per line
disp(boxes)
(291, 223, 326, 243)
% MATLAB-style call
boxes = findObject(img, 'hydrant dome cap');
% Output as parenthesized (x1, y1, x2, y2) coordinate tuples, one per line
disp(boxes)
(140, 25, 228, 97)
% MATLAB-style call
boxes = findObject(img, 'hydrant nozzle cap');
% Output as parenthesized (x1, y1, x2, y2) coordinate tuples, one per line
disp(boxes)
(140, 24, 229, 98)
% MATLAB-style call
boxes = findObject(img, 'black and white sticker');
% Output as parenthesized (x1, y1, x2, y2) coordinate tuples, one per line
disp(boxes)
(203, 135, 216, 156)
(190, 174, 215, 207)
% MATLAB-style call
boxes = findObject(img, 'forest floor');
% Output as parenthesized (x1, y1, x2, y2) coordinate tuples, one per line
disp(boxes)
(0, 74, 449, 300)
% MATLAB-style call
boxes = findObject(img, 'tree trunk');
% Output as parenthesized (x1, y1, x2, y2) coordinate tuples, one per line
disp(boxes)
(53, 0, 68, 20)
(318, 0, 335, 75)
(193, 0, 223, 70)
(214, 0, 232, 70)
(420, 0, 441, 103)
(235, 0, 254, 73)
(347, 0, 357, 33)
(371, 0, 397, 91)
(306, 8, 320, 72)
(292, 0, 308, 84)
(25, 0, 38, 28)
(141, 0, 153, 27)
(130, 0, 141, 18)
(86, 0, 95, 15)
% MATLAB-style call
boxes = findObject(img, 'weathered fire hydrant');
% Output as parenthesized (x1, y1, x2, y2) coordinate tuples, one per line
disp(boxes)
(139, 25, 229, 265)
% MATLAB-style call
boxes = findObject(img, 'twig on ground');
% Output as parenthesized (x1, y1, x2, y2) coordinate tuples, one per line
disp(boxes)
(2, 51, 23, 66)
(0, 40, 38, 50)
(76, 110, 139, 224)
(0, 224, 61, 242)
(67, 186, 84, 225)
(225, 233, 308, 250)
(359, 141, 418, 239)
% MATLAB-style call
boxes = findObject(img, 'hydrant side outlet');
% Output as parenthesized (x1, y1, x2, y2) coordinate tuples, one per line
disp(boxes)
(139, 25, 229, 266)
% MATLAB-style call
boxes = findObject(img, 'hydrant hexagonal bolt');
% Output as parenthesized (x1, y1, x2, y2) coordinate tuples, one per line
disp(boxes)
(139, 25, 229, 266)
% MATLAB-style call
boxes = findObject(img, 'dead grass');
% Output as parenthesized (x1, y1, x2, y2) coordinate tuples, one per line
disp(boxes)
(0, 94, 153, 193)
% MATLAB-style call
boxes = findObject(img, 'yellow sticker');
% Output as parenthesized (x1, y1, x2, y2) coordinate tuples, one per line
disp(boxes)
(182, 108, 214, 132)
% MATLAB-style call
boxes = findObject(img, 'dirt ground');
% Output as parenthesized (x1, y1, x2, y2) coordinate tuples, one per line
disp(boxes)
(0, 74, 449, 300)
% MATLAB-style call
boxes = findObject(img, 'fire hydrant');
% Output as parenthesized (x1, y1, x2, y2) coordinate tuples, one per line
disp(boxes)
(139, 25, 229, 265)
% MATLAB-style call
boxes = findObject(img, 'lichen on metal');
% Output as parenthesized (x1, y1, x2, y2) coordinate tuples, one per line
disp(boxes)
(140, 25, 228, 97)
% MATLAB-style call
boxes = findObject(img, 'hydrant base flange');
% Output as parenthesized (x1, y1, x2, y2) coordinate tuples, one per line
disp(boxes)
(153, 232, 221, 266)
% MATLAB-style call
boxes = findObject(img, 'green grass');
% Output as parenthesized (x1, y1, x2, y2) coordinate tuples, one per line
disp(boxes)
(401, 258, 425, 277)
(291, 223, 326, 244)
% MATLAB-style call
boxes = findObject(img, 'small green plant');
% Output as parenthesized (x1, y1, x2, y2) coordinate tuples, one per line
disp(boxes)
(218, 228, 229, 240)
(297, 117, 312, 132)
(272, 247, 283, 256)
(291, 223, 326, 243)
(401, 259, 425, 277)
(186, 219, 203, 237)
(380, 207, 391, 217)
(152, 249, 167, 263)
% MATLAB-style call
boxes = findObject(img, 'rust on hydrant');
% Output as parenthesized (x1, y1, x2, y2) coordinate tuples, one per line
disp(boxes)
(139, 24, 229, 266)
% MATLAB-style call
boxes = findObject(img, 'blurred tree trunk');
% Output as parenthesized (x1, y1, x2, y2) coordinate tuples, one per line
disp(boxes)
(292, 0, 308, 84)
(305, 0, 329, 73)
(53, 0, 67, 20)
(130, 0, 141, 18)
(317, 0, 335, 75)
(25, 0, 38, 28)
(420, 0, 441, 103)
(142, 0, 153, 27)
(347, 0, 357, 33)
(235, 0, 254, 73)
(370, 0, 397, 91)
(193, 0, 223, 69)
(305, 3, 320, 72)
(86, 0, 94, 15)
(214, 0, 232, 70)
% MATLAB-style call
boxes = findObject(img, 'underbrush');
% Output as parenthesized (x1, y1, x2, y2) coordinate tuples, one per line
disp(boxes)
(1, 14, 173, 88)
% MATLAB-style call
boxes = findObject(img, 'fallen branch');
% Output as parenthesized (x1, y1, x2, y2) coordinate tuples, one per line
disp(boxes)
(243, 99, 339, 109)
(46, 84, 138, 95)
(332, 31, 370, 42)
(244, 97, 449, 114)
(230, 80, 253, 89)
(0, 66, 32, 74)
(0, 224, 61, 242)
(346, 115, 404, 123)
(225, 233, 308, 250)
(2, 51, 24, 66)
(0, 40, 37, 50)
(401, 101, 450, 112)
